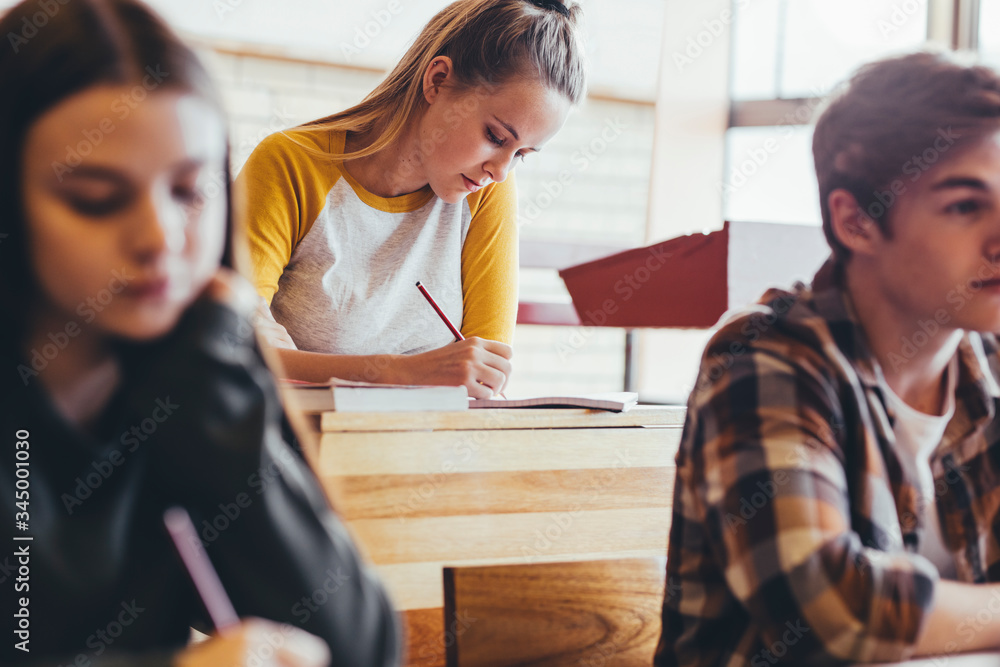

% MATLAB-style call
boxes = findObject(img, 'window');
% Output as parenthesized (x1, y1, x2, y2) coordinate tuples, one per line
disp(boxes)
(724, 0, 930, 226)
(980, 0, 1000, 64)
(723, 125, 818, 225)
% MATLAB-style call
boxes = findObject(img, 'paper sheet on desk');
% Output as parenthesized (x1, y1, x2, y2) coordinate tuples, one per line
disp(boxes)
(864, 654, 1000, 666)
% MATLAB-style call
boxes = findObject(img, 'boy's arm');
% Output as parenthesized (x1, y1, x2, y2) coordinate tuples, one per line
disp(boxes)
(913, 581, 1000, 656)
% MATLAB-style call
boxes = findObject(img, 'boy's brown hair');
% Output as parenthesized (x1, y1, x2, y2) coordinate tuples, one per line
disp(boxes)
(814, 52, 1000, 261)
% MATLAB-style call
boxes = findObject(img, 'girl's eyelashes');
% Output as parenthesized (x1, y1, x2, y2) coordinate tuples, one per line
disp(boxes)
(62, 181, 206, 218)
(65, 193, 130, 217)
(486, 126, 526, 162)
(486, 126, 504, 147)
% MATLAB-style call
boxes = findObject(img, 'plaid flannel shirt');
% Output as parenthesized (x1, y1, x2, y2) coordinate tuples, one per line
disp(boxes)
(656, 258, 1000, 666)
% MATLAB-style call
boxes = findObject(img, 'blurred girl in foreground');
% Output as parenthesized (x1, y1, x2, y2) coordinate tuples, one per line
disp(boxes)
(0, 0, 399, 664)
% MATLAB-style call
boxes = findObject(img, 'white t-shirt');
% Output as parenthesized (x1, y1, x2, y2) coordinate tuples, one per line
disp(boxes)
(883, 357, 958, 579)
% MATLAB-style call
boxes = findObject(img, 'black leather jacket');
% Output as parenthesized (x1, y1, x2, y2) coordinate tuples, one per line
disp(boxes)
(0, 297, 400, 665)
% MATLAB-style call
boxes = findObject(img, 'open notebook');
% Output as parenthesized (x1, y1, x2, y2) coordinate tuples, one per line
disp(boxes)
(280, 379, 637, 414)
(469, 392, 638, 412)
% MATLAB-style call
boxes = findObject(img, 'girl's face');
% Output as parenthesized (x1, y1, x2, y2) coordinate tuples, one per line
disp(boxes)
(416, 63, 572, 204)
(20, 86, 228, 341)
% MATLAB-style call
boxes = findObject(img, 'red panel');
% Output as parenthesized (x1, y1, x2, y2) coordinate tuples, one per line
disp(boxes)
(516, 301, 582, 326)
(559, 223, 730, 328)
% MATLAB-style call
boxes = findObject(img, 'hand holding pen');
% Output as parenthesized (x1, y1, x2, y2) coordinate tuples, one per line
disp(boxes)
(165, 508, 331, 667)
(417, 282, 513, 398)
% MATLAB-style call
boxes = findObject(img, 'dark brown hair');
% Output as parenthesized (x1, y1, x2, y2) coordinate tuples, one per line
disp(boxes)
(0, 0, 231, 333)
(813, 51, 1000, 261)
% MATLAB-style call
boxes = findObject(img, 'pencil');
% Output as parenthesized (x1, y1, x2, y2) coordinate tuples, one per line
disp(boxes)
(415, 281, 506, 399)
(416, 281, 464, 341)
(164, 507, 240, 635)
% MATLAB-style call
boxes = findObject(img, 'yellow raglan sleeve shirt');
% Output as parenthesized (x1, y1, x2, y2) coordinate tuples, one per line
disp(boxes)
(235, 128, 339, 306)
(461, 173, 519, 344)
(235, 127, 518, 346)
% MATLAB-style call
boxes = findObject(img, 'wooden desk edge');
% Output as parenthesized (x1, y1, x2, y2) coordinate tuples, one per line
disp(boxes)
(320, 406, 686, 432)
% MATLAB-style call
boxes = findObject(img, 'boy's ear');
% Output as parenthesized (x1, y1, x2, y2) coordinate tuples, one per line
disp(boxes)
(422, 56, 453, 105)
(828, 188, 882, 258)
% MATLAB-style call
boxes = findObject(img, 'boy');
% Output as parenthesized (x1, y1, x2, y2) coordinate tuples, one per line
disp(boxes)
(657, 52, 1000, 665)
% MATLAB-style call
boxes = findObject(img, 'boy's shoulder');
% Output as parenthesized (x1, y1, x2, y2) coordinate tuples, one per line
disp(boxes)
(690, 278, 856, 403)
(697, 277, 1000, 409)
(707, 282, 829, 358)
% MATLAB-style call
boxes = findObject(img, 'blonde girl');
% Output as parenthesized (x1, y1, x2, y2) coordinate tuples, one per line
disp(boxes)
(239, 0, 586, 398)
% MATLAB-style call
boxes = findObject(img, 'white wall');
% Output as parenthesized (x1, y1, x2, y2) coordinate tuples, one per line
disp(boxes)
(0, 0, 667, 101)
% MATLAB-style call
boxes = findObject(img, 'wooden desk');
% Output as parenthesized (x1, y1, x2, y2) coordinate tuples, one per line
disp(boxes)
(311, 406, 683, 667)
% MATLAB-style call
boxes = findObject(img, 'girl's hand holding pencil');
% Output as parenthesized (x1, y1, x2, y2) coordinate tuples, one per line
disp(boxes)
(176, 618, 331, 667)
(166, 507, 331, 667)
(414, 282, 511, 398)
(393, 336, 513, 399)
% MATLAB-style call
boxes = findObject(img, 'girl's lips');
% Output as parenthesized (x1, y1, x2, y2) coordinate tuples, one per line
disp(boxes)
(125, 278, 170, 299)
(462, 175, 482, 192)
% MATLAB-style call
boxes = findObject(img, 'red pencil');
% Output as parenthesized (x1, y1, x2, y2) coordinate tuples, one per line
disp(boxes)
(416, 281, 464, 341)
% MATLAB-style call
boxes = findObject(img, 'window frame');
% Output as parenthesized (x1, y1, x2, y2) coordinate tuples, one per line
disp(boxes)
(727, 0, 979, 132)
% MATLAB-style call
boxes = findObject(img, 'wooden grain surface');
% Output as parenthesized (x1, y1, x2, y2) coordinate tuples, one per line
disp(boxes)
(310, 408, 683, 667)
(328, 467, 674, 520)
(375, 549, 668, 611)
(321, 406, 686, 432)
(404, 608, 446, 667)
(318, 427, 680, 476)
(351, 507, 670, 566)
(443, 557, 667, 667)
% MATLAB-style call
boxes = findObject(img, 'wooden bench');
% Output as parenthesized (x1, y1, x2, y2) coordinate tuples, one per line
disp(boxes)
(443, 557, 667, 666)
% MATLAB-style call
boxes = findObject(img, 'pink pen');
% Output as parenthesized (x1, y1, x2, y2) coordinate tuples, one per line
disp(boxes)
(164, 507, 240, 635)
